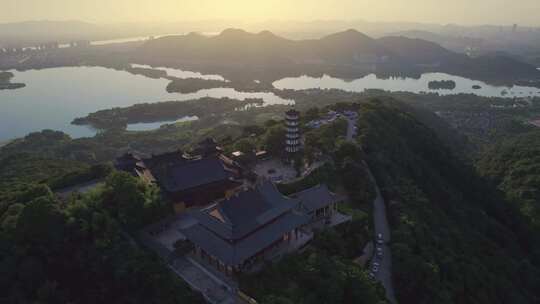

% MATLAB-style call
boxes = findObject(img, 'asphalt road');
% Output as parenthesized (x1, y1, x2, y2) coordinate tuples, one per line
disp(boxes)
(345, 116, 397, 303)
(367, 167, 397, 304)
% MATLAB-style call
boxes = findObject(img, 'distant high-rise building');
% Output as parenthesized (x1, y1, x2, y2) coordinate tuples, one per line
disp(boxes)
(285, 108, 301, 156)
(513, 24, 518, 33)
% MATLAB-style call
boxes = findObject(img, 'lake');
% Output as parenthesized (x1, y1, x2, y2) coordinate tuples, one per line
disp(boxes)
(0, 66, 292, 141)
(2, 66, 540, 142)
(131, 64, 226, 81)
(273, 73, 540, 98)
(126, 116, 199, 131)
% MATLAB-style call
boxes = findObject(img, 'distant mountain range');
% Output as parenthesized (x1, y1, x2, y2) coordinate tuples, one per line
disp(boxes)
(0, 20, 169, 47)
(1, 20, 538, 83)
(0, 21, 105, 45)
(138, 28, 444, 65)
(137, 29, 540, 83)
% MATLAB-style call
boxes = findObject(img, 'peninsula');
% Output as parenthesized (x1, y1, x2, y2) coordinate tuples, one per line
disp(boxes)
(0, 71, 25, 90)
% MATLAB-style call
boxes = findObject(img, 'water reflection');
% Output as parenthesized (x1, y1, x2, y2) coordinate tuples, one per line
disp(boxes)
(126, 116, 199, 131)
(0, 66, 292, 141)
(273, 73, 540, 98)
(131, 64, 226, 81)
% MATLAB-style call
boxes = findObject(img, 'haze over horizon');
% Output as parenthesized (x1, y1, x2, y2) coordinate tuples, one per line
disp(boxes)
(2, 0, 540, 27)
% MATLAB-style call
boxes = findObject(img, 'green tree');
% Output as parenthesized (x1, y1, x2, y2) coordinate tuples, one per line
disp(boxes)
(234, 138, 256, 154)
(334, 140, 361, 167)
(304, 107, 321, 121)
(15, 196, 64, 251)
(263, 125, 286, 156)
(101, 172, 146, 230)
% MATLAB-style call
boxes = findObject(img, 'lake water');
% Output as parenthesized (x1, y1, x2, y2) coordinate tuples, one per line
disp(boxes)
(131, 64, 226, 81)
(273, 73, 540, 98)
(126, 116, 199, 131)
(2, 66, 540, 142)
(91, 32, 219, 46)
(0, 66, 292, 141)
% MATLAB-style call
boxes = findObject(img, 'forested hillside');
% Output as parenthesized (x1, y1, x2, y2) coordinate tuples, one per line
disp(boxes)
(2, 96, 540, 303)
(477, 131, 540, 228)
(0, 167, 204, 303)
(356, 100, 540, 303)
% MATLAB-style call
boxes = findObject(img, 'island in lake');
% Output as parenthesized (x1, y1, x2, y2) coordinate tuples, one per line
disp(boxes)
(0, 71, 25, 90)
(515, 79, 540, 88)
(428, 80, 457, 90)
(166, 77, 272, 94)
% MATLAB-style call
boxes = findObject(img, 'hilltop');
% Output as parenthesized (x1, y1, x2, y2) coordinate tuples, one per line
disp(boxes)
(356, 100, 540, 303)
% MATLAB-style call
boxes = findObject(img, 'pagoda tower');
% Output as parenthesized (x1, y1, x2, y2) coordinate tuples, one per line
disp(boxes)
(285, 108, 301, 157)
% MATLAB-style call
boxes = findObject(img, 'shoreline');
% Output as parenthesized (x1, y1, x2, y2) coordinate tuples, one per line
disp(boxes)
(0, 71, 26, 90)
(0, 139, 13, 148)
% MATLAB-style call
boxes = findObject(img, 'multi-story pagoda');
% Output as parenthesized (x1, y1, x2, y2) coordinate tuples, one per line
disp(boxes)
(285, 108, 301, 157)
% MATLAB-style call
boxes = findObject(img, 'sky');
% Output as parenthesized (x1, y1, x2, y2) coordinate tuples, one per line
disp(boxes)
(2, 0, 539, 26)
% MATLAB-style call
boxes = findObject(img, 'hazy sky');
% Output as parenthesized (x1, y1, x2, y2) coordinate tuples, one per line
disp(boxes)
(2, 0, 539, 26)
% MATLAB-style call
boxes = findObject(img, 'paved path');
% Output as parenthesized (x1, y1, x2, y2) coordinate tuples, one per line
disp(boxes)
(170, 257, 238, 304)
(345, 117, 397, 304)
(345, 117, 357, 141)
(366, 167, 397, 304)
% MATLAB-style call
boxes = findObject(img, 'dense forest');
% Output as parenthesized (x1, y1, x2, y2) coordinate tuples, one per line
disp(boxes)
(356, 100, 540, 303)
(239, 224, 387, 304)
(2, 93, 540, 303)
(0, 170, 204, 303)
(477, 131, 540, 229)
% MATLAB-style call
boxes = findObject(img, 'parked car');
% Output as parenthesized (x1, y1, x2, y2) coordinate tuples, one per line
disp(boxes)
(376, 247, 383, 258)
(376, 233, 384, 245)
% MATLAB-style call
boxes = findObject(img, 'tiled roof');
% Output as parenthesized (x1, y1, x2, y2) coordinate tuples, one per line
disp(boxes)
(292, 184, 344, 212)
(190, 182, 300, 241)
(160, 156, 234, 192)
(182, 211, 309, 266)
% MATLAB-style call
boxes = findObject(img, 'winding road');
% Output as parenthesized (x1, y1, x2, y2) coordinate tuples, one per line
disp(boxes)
(345, 116, 397, 304)
(366, 167, 397, 304)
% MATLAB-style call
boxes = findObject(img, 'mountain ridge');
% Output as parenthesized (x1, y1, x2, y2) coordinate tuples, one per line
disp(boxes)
(136, 28, 540, 82)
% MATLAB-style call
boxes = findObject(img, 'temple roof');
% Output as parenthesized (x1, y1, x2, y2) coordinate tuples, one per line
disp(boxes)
(190, 181, 301, 241)
(116, 150, 239, 193)
(158, 156, 236, 193)
(115, 153, 142, 171)
(292, 184, 344, 212)
(182, 210, 308, 266)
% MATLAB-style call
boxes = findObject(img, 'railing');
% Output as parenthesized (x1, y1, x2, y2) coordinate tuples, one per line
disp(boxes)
(286, 133, 300, 139)
(285, 121, 299, 126)
(286, 115, 299, 120)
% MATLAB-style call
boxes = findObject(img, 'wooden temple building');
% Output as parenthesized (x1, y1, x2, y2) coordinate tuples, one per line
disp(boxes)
(115, 139, 243, 212)
(180, 181, 310, 274)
